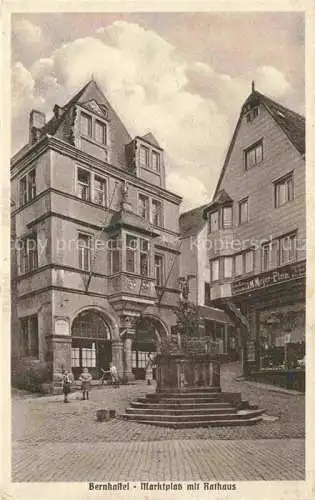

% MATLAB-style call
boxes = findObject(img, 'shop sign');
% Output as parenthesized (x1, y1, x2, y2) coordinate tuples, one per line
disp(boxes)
(232, 260, 306, 296)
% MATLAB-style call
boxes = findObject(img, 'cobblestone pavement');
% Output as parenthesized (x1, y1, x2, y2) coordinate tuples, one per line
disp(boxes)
(11, 363, 305, 481)
(12, 439, 304, 481)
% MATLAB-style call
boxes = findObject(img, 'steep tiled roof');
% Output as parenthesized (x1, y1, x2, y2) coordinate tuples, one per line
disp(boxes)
(179, 204, 208, 237)
(203, 189, 233, 216)
(141, 132, 161, 149)
(213, 89, 305, 199)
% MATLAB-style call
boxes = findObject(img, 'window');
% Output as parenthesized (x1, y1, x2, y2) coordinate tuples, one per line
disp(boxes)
(239, 198, 248, 224)
(151, 199, 162, 226)
(223, 257, 233, 278)
(235, 254, 243, 276)
(109, 237, 121, 274)
(279, 233, 296, 265)
(246, 107, 259, 123)
(95, 120, 106, 144)
(71, 347, 80, 368)
(19, 234, 38, 274)
(138, 194, 149, 220)
(77, 168, 90, 201)
(204, 283, 211, 305)
(126, 235, 137, 273)
(140, 239, 149, 276)
(211, 259, 219, 282)
(245, 140, 263, 169)
(20, 315, 39, 357)
(262, 243, 271, 272)
(152, 151, 160, 172)
(78, 234, 91, 271)
(209, 211, 219, 232)
(140, 146, 149, 167)
(94, 176, 106, 206)
(154, 254, 163, 286)
(244, 250, 254, 273)
(275, 174, 294, 207)
(81, 343, 96, 368)
(19, 169, 36, 206)
(80, 112, 92, 137)
(222, 206, 233, 229)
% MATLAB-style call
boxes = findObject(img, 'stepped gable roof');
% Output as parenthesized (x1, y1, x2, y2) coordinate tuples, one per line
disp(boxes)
(213, 89, 305, 200)
(179, 204, 208, 237)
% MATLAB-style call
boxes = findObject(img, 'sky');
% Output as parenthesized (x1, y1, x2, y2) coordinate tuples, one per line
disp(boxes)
(11, 12, 305, 212)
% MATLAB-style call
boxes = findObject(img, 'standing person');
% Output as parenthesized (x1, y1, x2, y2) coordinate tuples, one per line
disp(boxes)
(79, 367, 92, 400)
(145, 353, 154, 386)
(62, 369, 73, 403)
(109, 362, 119, 388)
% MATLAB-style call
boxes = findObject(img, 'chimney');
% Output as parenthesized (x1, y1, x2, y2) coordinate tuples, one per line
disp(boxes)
(29, 110, 45, 144)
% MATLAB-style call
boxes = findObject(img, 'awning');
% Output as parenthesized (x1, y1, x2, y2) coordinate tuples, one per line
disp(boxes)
(198, 305, 234, 325)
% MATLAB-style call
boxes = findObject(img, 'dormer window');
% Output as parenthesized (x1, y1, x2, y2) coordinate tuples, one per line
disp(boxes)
(152, 151, 160, 172)
(222, 206, 233, 229)
(81, 112, 92, 137)
(95, 120, 107, 145)
(209, 205, 233, 232)
(246, 106, 259, 123)
(140, 146, 149, 167)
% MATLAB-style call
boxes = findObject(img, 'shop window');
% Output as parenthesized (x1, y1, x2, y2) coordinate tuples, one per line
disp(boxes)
(151, 199, 162, 226)
(77, 168, 91, 201)
(154, 254, 164, 286)
(19, 234, 38, 274)
(279, 233, 297, 266)
(78, 233, 91, 271)
(20, 315, 39, 357)
(275, 174, 294, 208)
(244, 140, 263, 169)
(19, 169, 36, 207)
(239, 198, 248, 224)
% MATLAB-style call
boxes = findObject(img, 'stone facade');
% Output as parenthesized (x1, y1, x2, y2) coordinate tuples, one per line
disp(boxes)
(11, 80, 182, 390)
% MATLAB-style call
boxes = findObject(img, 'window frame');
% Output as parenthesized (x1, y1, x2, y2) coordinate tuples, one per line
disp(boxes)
(154, 254, 164, 286)
(151, 150, 160, 172)
(93, 174, 107, 207)
(223, 256, 233, 279)
(20, 315, 39, 358)
(151, 199, 163, 227)
(138, 193, 150, 220)
(19, 169, 36, 207)
(140, 238, 150, 277)
(77, 167, 91, 202)
(261, 242, 272, 272)
(139, 145, 150, 167)
(19, 233, 38, 274)
(244, 139, 264, 170)
(274, 172, 294, 208)
(278, 232, 297, 266)
(126, 235, 137, 274)
(94, 119, 107, 145)
(80, 111, 92, 137)
(209, 210, 219, 233)
(210, 258, 220, 282)
(78, 232, 92, 272)
(221, 205, 233, 229)
(238, 197, 249, 225)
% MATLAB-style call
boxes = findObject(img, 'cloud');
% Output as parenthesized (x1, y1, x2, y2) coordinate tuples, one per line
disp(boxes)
(13, 19, 42, 45)
(11, 20, 297, 210)
(255, 65, 292, 98)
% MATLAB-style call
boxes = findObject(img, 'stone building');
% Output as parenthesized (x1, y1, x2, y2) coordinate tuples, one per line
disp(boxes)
(203, 85, 305, 368)
(11, 80, 182, 389)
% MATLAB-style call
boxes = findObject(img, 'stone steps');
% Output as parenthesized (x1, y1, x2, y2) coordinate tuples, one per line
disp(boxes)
(122, 388, 264, 428)
(122, 415, 264, 428)
(126, 407, 236, 416)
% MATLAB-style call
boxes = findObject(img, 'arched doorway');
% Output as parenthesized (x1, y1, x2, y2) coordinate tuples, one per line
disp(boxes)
(71, 309, 112, 379)
(132, 316, 167, 380)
